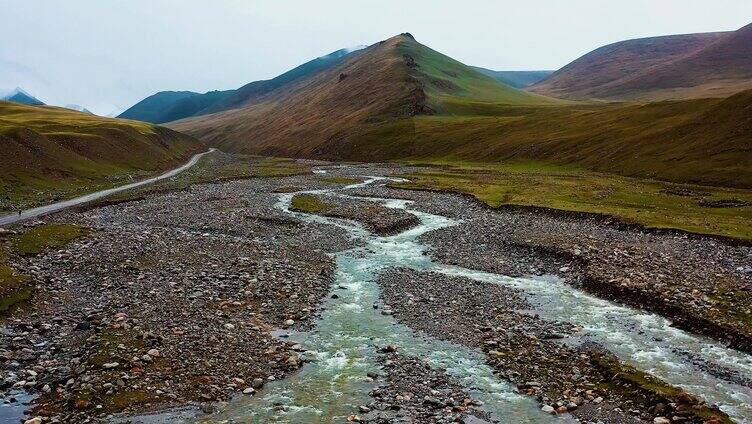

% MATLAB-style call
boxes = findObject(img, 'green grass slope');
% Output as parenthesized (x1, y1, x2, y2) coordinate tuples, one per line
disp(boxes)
(0, 102, 204, 212)
(353, 90, 752, 188)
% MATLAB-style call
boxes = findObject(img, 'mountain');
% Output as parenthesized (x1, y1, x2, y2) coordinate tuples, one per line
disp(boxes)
(119, 46, 364, 125)
(0, 101, 204, 206)
(171, 33, 752, 188)
(1, 87, 44, 105)
(531, 23, 752, 100)
(470, 68, 553, 88)
(201, 47, 365, 114)
(64, 104, 93, 114)
(118, 89, 235, 124)
(592, 23, 752, 100)
(118, 90, 220, 124)
(170, 33, 557, 157)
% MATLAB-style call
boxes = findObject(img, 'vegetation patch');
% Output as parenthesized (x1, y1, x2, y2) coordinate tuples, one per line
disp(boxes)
(290, 194, 333, 214)
(390, 161, 752, 242)
(0, 254, 32, 315)
(13, 223, 90, 256)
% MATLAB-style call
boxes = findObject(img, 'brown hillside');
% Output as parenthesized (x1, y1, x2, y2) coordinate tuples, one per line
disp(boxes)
(351, 90, 752, 188)
(530, 31, 727, 99)
(169, 33, 550, 157)
(170, 34, 427, 158)
(595, 23, 752, 100)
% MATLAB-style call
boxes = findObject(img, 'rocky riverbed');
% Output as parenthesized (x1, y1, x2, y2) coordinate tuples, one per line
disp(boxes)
(0, 160, 750, 423)
(351, 350, 490, 423)
(0, 175, 353, 422)
(349, 183, 752, 354)
(377, 268, 725, 424)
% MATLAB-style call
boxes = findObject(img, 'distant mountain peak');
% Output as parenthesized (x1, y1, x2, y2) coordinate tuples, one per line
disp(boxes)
(1, 86, 44, 105)
(64, 104, 93, 114)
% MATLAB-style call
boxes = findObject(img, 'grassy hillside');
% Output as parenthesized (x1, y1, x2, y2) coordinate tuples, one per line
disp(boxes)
(120, 48, 358, 125)
(530, 31, 726, 100)
(594, 23, 752, 101)
(353, 90, 752, 188)
(0, 102, 204, 212)
(170, 34, 428, 155)
(470, 68, 553, 88)
(118, 91, 198, 123)
(156, 90, 234, 123)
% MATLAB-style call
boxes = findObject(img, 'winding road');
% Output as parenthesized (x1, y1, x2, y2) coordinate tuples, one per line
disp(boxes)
(0, 148, 216, 227)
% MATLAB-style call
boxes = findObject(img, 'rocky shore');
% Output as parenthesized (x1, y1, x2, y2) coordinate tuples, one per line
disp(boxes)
(350, 183, 752, 354)
(0, 175, 351, 422)
(350, 351, 489, 423)
(377, 268, 731, 424)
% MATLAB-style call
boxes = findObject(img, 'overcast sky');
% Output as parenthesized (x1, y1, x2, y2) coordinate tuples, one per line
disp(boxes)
(1, 0, 750, 115)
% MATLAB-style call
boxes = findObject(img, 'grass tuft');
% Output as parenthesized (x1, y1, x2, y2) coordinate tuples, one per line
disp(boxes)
(290, 194, 333, 214)
(13, 223, 90, 256)
(592, 353, 733, 423)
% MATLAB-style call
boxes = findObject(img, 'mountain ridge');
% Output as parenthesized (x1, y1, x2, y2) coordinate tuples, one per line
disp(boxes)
(1, 87, 44, 106)
(171, 33, 752, 189)
(170, 34, 555, 157)
(531, 24, 752, 100)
